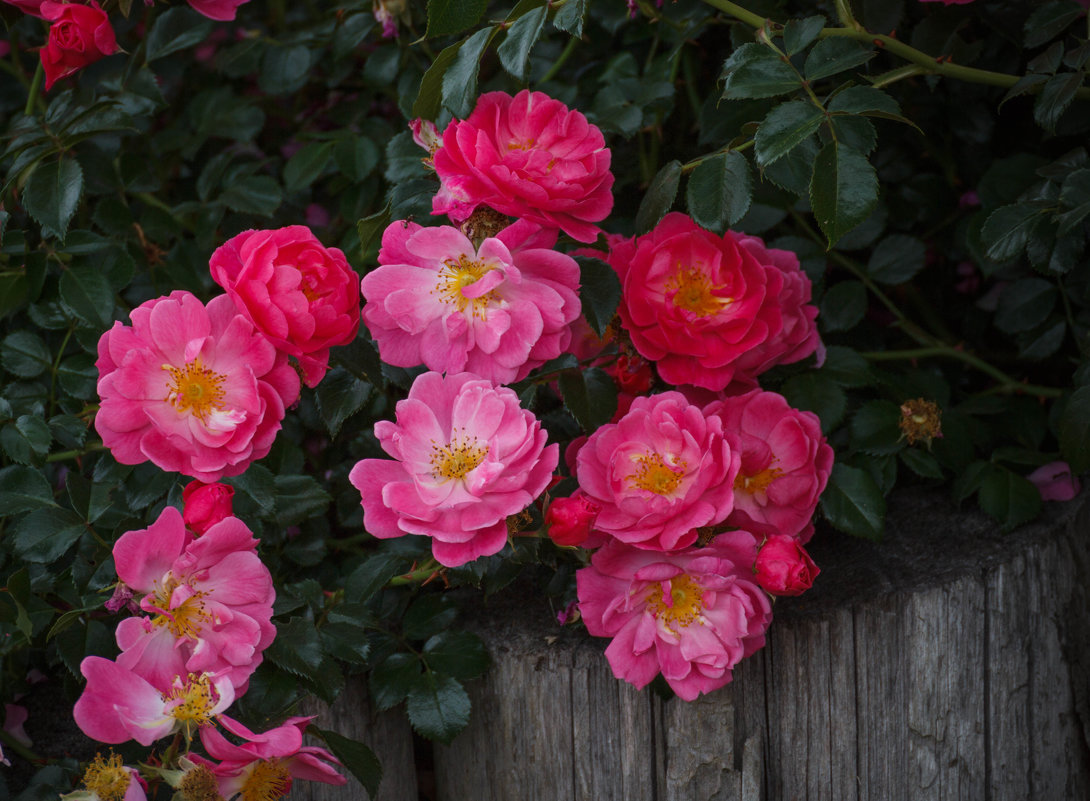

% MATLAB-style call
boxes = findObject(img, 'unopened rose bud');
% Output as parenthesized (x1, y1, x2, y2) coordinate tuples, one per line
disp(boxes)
(182, 481, 235, 535)
(1027, 461, 1081, 502)
(545, 491, 599, 547)
(754, 535, 819, 596)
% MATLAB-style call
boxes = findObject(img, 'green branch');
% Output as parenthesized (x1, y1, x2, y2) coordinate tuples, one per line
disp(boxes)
(860, 347, 1064, 398)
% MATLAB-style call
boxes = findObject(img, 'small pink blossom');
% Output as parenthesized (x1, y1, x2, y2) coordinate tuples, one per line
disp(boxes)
(95, 291, 300, 482)
(373, 0, 399, 38)
(576, 392, 740, 551)
(361, 220, 581, 384)
(3, 704, 30, 749)
(62, 753, 148, 801)
(1028, 461, 1081, 502)
(349, 372, 558, 567)
(432, 90, 614, 243)
(410, 119, 442, 160)
(182, 480, 235, 535)
(210, 226, 361, 387)
(753, 535, 820, 596)
(577, 535, 772, 700)
(187, 0, 250, 20)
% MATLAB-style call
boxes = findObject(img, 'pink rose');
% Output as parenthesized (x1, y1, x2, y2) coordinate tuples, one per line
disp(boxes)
(361, 220, 581, 384)
(608, 213, 788, 391)
(73, 753, 148, 801)
(1027, 461, 1081, 502)
(210, 226, 361, 388)
(432, 90, 614, 243)
(706, 389, 833, 540)
(545, 490, 601, 548)
(95, 291, 300, 482)
(753, 535, 820, 596)
(577, 534, 773, 700)
(349, 372, 558, 567)
(182, 480, 235, 535)
(576, 392, 740, 552)
(39, 1, 118, 91)
(187, 0, 250, 20)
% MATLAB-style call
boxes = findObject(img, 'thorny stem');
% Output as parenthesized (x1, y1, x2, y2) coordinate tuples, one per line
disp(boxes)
(387, 560, 443, 586)
(860, 348, 1064, 398)
(541, 36, 579, 84)
(680, 139, 754, 173)
(46, 441, 107, 462)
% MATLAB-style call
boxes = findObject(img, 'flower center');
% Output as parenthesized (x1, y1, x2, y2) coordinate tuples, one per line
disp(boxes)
(164, 674, 219, 726)
(665, 264, 730, 318)
(435, 254, 495, 317)
(240, 759, 292, 801)
(507, 138, 535, 151)
(629, 452, 686, 496)
(734, 464, 783, 495)
(163, 358, 227, 422)
(647, 575, 705, 631)
(150, 578, 211, 640)
(82, 752, 131, 801)
(430, 432, 489, 481)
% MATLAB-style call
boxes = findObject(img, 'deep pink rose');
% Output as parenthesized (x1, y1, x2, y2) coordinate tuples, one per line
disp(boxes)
(576, 392, 740, 552)
(1027, 461, 1081, 502)
(182, 480, 235, 535)
(95, 291, 300, 482)
(706, 389, 833, 540)
(545, 490, 601, 548)
(577, 534, 772, 700)
(187, 0, 249, 20)
(349, 372, 558, 567)
(39, 1, 118, 91)
(609, 213, 789, 391)
(210, 226, 361, 387)
(432, 90, 614, 243)
(753, 534, 820, 596)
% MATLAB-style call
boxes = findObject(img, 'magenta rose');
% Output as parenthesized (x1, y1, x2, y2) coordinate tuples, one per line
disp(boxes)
(432, 90, 614, 243)
(577, 534, 773, 700)
(210, 226, 361, 388)
(187, 0, 250, 20)
(545, 490, 601, 548)
(576, 391, 740, 552)
(182, 480, 235, 535)
(39, 1, 118, 91)
(608, 213, 789, 391)
(753, 535, 820, 596)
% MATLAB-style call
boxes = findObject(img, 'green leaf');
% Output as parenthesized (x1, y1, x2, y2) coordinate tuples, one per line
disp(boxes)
(335, 136, 381, 183)
(23, 158, 83, 239)
(826, 85, 901, 117)
(423, 630, 490, 680)
(820, 462, 886, 540)
(804, 38, 875, 81)
(755, 101, 825, 167)
(403, 595, 459, 641)
(259, 45, 312, 95)
(783, 15, 826, 55)
(145, 7, 215, 61)
(315, 368, 370, 438)
(635, 160, 681, 234)
(426, 0, 488, 38)
(413, 40, 463, 121)
(850, 400, 904, 456)
(357, 203, 393, 258)
(866, 234, 926, 285)
(762, 137, 819, 195)
(781, 372, 847, 432)
(1034, 72, 1083, 132)
(370, 652, 423, 710)
(266, 617, 324, 678)
(981, 204, 1045, 262)
(226, 463, 275, 511)
(1024, 1, 1083, 48)
(0, 465, 55, 515)
(576, 256, 621, 337)
(346, 552, 413, 602)
(686, 150, 752, 234)
(406, 671, 471, 743)
(11, 507, 86, 562)
(283, 141, 334, 193)
(320, 622, 372, 664)
(899, 448, 944, 479)
(221, 175, 282, 216)
(830, 115, 877, 155)
(819, 279, 867, 332)
(721, 44, 802, 100)
(443, 28, 496, 119)
(978, 467, 1042, 531)
(809, 141, 878, 248)
(1060, 386, 1090, 472)
(315, 729, 382, 800)
(553, 0, 586, 37)
(1017, 318, 1066, 360)
(57, 353, 98, 400)
(558, 367, 618, 432)
(273, 475, 331, 525)
(59, 264, 113, 329)
(819, 345, 874, 387)
(994, 277, 1056, 334)
(1, 416, 52, 465)
(498, 6, 547, 82)
(1057, 169, 1090, 235)
(1, 331, 51, 378)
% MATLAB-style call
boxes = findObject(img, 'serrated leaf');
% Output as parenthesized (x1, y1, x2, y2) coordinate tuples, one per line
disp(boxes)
(866, 234, 926, 285)
(413, 40, 463, 121)
(686, 150, 752, 234)
(58, 353, 97, 400)
(283, 141, 334, 194)
(12, 507, 86, 562)
(426, 0, 488, 39)
(1035, 72, 1083, 133)
(781, 372, 847, 432)
(553, 0, 585, 36)
(403, 595, 459, 641)
(345, 552, 412, 602)
(754, 101, 824, 167)
(1059, 386, 1090, 473)
(0, 465, 56, 515)
(315, 368, 370, 437)
(59, 264, 113, 329)
(830, 115, 877, 155)
(994, 277, 1056, 334)
(819, 279, 867, 332)
(826, 85, 901, 116)
(259, 45, 312, 96)
(979, 467, 1042, 531)
(899, 448, 943, 479)
(498, 6, 547, 82)
(226, 463, 275, 511)
(406, 671, 471, 743)
(315, 729, 382, 800)
(267, 617, 324, 678)
(1024, 0, 1083, 48)
(820, 462, 886, 540)
(850, 400, 904, 455)
(320, 622, 372, 664)
(783, 15, 826, 55)
(273, 475, 331, 526)
(981, 204, 1045, 262)
(576, 256, 621, 337)
(335, 136, 380, 183)
(804, 38, 875, 81)
(762, 136, 819, 195)
(423, 630, 490, 680)
(1, 416, 52, 465)
(441, 28, 495, 119)
(370, 652, 423, 711)
(357, 204, 393, 259)
(635, 160, 681, 234)
(558, 367, 618, 432)
(221, 175, 282, 216)
(819, 345, 873, 387)
(145, 7, 215, 60)
(1, 331, 51, 378)
(23, 158, 83, 239)
(721, 44, 802, 100)
(809, 141, 878, 248)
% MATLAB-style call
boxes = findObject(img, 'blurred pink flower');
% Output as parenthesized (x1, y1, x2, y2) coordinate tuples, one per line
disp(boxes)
(95, 291, 300, 482)
(350, 371, 557, 566)
(187, 0, 249, 20)
(577, 534, 772, 700)
(1028, 461, 1081, 502)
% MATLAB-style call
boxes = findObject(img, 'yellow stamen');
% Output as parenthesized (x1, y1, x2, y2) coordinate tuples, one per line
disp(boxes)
(629, 452, 686, 496)
(163, 358, 227, 421)
(429, 430, 489, 481)
(434, 254, 495, 318)
(734, 464, 783, 495)
(82, 752, 131, 801)
(647, 575, 705, 631)
(240, 759, 292, 801)
(149, 577, 210, 640)
(164, 674, 218, 726)
(665, 263, 730, 317)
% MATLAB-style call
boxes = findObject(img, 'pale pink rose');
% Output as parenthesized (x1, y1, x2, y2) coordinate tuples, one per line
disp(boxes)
(187, 0, 249, 20)
(95, 291, 300, 482)
(111, 506, 275, 693)
(576, 392, 740, 552)
(577, 534, 772, 700)
(754, 534, 820, 596)
(361, 220, 581, 384)
(608, 214, 787, 391)
(432, 90, 614, 243)
(1028, 461, 1081, 502)
(705, 389, 833, 540)
(182, 480, 235, 535)
(73, 659, 235, 746)
(349, 372, 558, 567)
(210, 226, 361, 387)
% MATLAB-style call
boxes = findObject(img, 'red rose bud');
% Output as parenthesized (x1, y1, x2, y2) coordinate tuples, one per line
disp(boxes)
(754, 535, 819, 596)
(39, 1, 118, 91)
(182, 480, 235, 535)
(606, 353, 653, 396)
(545, 491, 599, 547)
